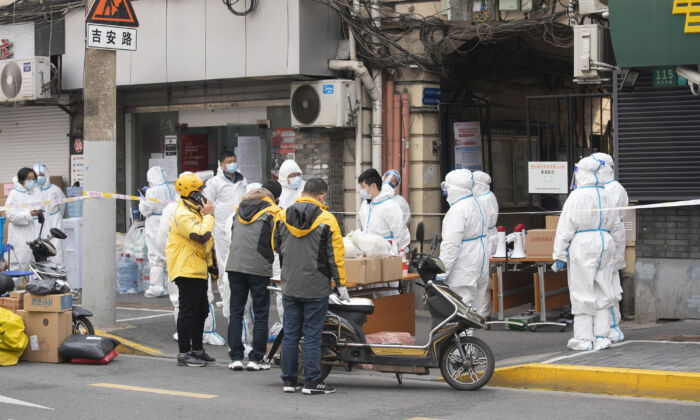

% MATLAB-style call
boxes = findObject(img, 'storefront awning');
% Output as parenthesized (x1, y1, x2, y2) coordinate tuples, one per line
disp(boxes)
(609, 0, 700, 67)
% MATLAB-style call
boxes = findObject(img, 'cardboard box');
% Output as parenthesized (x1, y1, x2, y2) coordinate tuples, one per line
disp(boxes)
(381, 256, 403, 282)
(18, 309, 72, 363)
(344, 257, 382, 285)
(0, 297, 21, 312)
(24, 293, 72, 313)
(525, 229, 557, 260)
(545, 216, 560, 230)
(10, 290, 26, 300)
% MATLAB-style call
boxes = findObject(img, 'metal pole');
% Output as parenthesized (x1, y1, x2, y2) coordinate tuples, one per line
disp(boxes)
(82, 0, 117, 327)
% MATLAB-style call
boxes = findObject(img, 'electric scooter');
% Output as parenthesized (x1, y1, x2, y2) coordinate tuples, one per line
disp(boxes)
(265, 222, 495, 391)
(25, 211, 94, 335)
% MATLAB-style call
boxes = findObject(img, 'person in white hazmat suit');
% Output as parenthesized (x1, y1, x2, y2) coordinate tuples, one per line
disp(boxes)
(382, 170, 411, 228)
(139, 166, 177, 297)
(203, 150, 247, 304)
(161, 171, 225, 346)
(472, 171, 498, 318)
(438, 169, 489, 311)
(6, 167, 41, 272)
(32, 164, 66, 265)
(592, 152, 629, 343)
(552, 156, 625, 351)
(277, 160, 305, 209)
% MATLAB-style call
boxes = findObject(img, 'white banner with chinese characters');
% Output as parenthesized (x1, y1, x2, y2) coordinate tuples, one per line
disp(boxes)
(87, 24, 136, 51)
(528, 161, 568, 194)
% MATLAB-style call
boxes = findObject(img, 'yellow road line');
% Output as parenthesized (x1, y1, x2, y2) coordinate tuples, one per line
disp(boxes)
(489, 363, 700, 402)
(95, 330, 164, 356)
(91, 383, 217, 399)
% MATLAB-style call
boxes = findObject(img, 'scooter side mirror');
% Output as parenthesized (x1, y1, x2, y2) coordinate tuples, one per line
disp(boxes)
(50, 228, 67, 240)
(430, 234, 439, 255)
(37, 210, 45, 225)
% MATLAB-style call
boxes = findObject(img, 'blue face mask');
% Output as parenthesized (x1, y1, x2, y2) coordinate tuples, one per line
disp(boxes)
(37, 176, 47, 187)
(25, 180, 37, 191)
(359, 189, 372, 200)
(225, 162, 238, 174)
(442, 190, 448, 198)
(289, 176, 302, 189)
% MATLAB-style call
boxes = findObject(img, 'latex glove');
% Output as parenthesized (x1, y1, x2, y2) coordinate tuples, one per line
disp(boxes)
(552, 260, 567, 272)
(337, 286, 350, 302)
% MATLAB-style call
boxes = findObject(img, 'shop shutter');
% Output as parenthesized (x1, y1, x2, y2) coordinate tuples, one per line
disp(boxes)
(0, 106, 70, 184)
(613, 70, 700, 201)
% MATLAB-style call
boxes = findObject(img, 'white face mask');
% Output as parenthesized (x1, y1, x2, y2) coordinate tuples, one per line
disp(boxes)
(289, 176, 302, 189)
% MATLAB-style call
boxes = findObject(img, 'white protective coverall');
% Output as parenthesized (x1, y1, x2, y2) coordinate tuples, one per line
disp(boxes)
(472, 171, 498, 318)
(382, 170, 411, 227)
(358, 183, 411, 256)
(553, 156, 625, 351)
(32, 164, 66, 265)
(438, 169, 489, 311)
(5, 177, 41, 271)
(159, 201, 226, 346)
(202, 167, 247, 300)
(278, 160, 305, 209)
(592, 152, 629, 343)
(139, 167, 177, 298)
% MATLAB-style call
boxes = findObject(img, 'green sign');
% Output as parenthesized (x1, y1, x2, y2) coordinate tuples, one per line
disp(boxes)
(653, 67, 677, 87)
(610, 0, 700, 67)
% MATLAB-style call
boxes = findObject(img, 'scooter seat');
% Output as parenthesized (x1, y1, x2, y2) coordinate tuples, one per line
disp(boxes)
(328, 295, 375, 314)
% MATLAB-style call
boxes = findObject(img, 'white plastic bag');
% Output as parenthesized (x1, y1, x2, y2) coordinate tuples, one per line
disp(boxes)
(343, 237, 364, 259)
(347, 230, 393, 258)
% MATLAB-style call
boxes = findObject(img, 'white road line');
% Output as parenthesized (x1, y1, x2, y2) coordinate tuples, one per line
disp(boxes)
(116, 313, 174, 323)
(0, 394, 53, 410)
(116, 307, 174, 313)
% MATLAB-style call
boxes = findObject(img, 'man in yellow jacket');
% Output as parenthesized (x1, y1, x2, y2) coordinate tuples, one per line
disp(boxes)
(274, 178, 349, 394)
(166, 172, 218, 367)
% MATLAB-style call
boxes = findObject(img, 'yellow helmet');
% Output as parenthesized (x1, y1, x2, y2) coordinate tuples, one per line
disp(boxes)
(175, 172, 204, 198)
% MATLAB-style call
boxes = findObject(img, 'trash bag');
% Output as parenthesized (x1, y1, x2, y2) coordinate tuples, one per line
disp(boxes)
(58, 334, 120, 360)
(116, 256, 139, 294)
(26, 277, 71, 296)
(343, 237, 364, 259)
(347, 230, 393, 258)
(0, 307, 28, 366)
(122, 221, 147, 259)
(0, 273, 14, 294)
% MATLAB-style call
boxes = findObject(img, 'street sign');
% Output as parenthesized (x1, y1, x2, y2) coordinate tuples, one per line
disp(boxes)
(87, 24, 137, 51)
(86, 0, 139, 28)
(422, 87, 442, 106)
(528, 161, 568, 194)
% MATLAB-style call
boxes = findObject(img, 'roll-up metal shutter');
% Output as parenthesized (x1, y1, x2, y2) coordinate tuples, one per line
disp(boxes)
(0, 106, 70, 184)
(613, 69, 700, 201)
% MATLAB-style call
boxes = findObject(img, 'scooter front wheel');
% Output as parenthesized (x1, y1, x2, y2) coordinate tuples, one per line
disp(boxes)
(73, 316, 95, 335)
(439, 336, 494, 391)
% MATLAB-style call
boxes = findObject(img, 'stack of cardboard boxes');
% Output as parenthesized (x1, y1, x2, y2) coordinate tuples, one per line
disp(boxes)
(345, 256, 403, 285)
(16, 292, 73, 363)
(525, 216, 559, 259)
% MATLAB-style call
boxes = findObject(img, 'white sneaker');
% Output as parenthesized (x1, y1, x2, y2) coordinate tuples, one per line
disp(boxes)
(567, 338, 592, 351)
(594, 337, 612, 350)
(609, 326, 625, 343)
(246, 361, 270, 371)
(173, 332, 178, 342)
(229, 360, 245, 371)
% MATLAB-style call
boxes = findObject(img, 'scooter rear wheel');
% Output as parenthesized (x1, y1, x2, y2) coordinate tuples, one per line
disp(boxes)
(439, 336, 494, 391)
(73, 316, 95, 335)
(297, 343, 333, 383)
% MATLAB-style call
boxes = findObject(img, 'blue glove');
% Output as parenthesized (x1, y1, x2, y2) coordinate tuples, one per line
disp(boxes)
(552, 260, 567, 272)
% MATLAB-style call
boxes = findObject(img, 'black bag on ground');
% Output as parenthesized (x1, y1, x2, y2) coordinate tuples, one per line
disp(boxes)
(58, 335, 120, 360)
(26, 278, 71, 296)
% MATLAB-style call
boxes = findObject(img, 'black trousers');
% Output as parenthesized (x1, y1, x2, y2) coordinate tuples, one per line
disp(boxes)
(174, 277, 209, 354)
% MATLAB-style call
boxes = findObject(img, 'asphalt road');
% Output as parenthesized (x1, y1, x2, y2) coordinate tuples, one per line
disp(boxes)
(2, 355, 699, 420)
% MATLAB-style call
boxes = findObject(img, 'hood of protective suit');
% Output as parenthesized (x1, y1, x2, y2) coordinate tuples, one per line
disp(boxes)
(574, 156, 606, 188)
(147, 166, 168, 187)
(195, 170, 214, 183)
(12, 176, 31, 193)
(444, 169, 473, 205)
(246, 182, 263, 192)
(373, 183, 395, 203)
(283, 197, 327, 238)
(279, 160, 303, 188)
(32, 163, 52, 191)
(591, 153, 614, 183)
(472, 171, 491, 196)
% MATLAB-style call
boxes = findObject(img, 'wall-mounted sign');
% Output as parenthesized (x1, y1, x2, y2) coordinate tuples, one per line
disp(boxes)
(453, 121, 483, 171)
(86, 0, 139, 28)
(528, 161, 568, 194)
(0, 39, 12, 60)
(87, 24, 137, 51)
(673, 0, 700, 34)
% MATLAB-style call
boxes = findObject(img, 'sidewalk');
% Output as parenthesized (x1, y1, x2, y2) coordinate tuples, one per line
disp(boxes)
(102, 292, 700, 401)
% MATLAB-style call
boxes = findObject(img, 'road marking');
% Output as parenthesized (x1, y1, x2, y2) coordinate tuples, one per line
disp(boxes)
(95, 330, 164, 356)
(91, 383, 217, 399)
(0, 394, 53, 410)
(116, 313, 174, 322)
(117, 306, 174, 313)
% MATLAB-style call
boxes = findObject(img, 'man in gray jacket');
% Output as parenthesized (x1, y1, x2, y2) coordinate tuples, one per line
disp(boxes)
(226, 188, 283, 371)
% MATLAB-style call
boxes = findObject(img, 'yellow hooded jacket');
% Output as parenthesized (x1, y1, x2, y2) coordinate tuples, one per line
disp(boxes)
(166, 198, 215, 281)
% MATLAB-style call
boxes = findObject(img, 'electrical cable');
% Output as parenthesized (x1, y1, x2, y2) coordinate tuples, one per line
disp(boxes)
(222, 0, 257, 16)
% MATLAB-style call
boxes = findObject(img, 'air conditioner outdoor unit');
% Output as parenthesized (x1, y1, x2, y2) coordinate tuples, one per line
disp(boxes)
(0, 57, 52, 102)
(578, 0, 608, 15)
(290, 79, 357, 128)
(574, 24, 612, 83)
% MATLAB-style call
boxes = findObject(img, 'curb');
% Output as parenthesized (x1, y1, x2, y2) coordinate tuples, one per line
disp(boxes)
(489, 363, 700, 402)
(95, 330, 164, 357)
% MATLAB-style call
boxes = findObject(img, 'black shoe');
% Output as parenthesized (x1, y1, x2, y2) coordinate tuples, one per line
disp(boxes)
(302, 381, 335, 395)
(283, 379, 302, 393)
(177, 353, 206, 367)
(191, 350, 216, 363)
